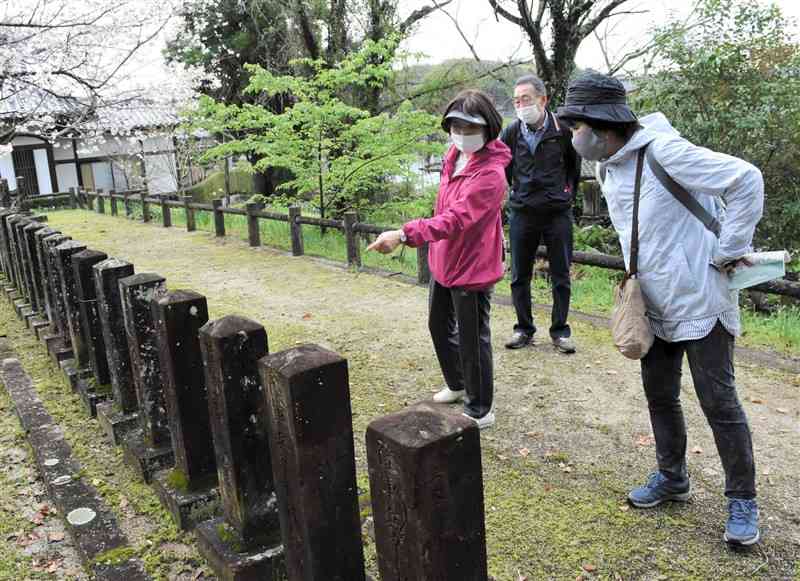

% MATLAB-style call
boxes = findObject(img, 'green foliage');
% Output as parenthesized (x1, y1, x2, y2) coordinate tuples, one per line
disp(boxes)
(632, 0, 800, 253)
(190, 37, 445, 218)
(184, 169, 256, 203)
(573, 224, 620, 255)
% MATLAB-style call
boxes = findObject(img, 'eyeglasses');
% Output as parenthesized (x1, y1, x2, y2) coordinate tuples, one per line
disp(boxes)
(512, 95, 536, 106)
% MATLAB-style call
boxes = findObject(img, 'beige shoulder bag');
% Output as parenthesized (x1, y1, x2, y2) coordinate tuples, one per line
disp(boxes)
(610, 146, 654, 359)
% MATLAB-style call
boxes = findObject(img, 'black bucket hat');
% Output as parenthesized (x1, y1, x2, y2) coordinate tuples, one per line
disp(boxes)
(556, 72, 637, 124)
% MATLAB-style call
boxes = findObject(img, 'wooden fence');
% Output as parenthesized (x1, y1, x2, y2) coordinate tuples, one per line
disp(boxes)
(23, 186, 800, 301)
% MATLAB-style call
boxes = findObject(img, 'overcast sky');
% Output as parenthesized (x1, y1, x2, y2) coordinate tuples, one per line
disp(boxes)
(126, 0, 799, 96)
(397, 0, 800, 70)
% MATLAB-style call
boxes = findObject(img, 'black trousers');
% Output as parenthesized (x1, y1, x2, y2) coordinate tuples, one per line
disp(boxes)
(509, 208, 573, 339)
(641, 322, 756, 499)
(428, 279, 493, 418)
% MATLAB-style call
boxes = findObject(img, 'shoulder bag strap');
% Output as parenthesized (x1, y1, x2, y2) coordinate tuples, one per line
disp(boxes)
(645, 147, 721, 238)
(629, 146, 647, 277)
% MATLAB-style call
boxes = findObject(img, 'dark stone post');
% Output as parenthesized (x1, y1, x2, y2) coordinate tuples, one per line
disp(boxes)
(0, 179, 9, 208)
(151, 291, 219, 529)
(124, 191, 132, 218)
(183, 197, 196, 232)
(161, 195, 171, 227)
(86, 190, 94, 211)
(21, 221, 47, 311)
(72, 249, 111, 388)
(417, 242, 431, 285)
(93, 258, 139, 443)
(68, 187, 78, 209)
(288, 206, 304, 256)
(96, 189, 105, 214)
(54, 240, 89, 373)
(36, 232, 68, 331)
(259, 344, 365, 581)
(11, 217, 33, 302)
(366, 405, 489, 581)
(195, 315, 284, 579)
(43, 236, 75, 362)
(0, 209, 15, 279)
(119, 273, 173, 482)
(212, 199, 225, 237)
(246, 202, 261, 247)
(110, 190, 118, 216)
(140, 193, 150, 223)
(344, 212, 361, 267)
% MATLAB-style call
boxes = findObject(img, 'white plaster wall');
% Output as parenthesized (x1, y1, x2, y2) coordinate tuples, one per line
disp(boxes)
(52, 139, 76, 161)
(0, 153, 16, 189)
(145, 153, 177, 194)
(56, 163, 79, 191)
(33, 149, 53, 194)
(142, 135, 172, 153)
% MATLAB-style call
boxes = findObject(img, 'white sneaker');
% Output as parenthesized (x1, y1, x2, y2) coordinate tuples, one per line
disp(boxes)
(432, 387, 465, 403)
(462, 411, 496, 430)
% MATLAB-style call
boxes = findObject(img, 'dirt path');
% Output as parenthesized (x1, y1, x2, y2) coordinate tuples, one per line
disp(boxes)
(33, 211, 800, 579)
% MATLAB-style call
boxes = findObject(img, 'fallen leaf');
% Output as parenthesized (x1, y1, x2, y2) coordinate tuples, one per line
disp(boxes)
(302, 312, 312, 320)
(606, 370, 618, 375)
(691, 446, 703, 454)
(582, 563, 598, 572)
(48, 532, 65, 542)
(518, 448, 530, 458)
(750, 397, 764, 404)
(517, 573, 528, 581)
(496, 454, 508, 461)
(776, 408, 788, 414)
(619, 504, 630, 512)
(526, 431, 541, 437)
(635, 434, 655, 447)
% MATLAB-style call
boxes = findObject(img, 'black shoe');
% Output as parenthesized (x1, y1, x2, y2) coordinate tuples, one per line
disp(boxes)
(505, 331, 533, 349)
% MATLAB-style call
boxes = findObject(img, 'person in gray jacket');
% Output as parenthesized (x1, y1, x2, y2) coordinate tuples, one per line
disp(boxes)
(557, 72, 764, 546)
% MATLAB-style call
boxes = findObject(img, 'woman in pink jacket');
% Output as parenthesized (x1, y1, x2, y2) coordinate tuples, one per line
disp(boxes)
(368, 90, 512, 429)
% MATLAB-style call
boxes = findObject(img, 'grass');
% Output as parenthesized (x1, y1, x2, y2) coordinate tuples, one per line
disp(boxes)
(11, 209, 797, 579)
(63, 202, 800, 356)
(184, 169, 255, 203)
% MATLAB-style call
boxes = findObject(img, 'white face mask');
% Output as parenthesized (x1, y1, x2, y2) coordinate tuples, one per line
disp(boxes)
(571, 124, 609, 161)
(451, 131, 485, 154)
(516, 104, 543, 126)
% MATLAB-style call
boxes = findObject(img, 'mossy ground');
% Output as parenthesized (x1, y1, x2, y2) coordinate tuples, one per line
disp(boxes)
(1, 208, 797, 580)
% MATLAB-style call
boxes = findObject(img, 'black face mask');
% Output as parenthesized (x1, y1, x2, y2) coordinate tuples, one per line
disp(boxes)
(571, 125, 609, 161)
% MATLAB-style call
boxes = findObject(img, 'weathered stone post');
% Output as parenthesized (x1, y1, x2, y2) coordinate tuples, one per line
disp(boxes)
(35, 231, 68, 334)
(160, 195, 171, 227)
(11, 217, 33, 304)
(96, 189, 105, 214)
(123, 191, 132, 218)
(259, 344, 365, 581)
(151, 291, 219, 529)
(86, 190, 94, 212)
(0, 179, 9, 208)
(68, 187, 78, 209)
(72, 249, 112, 414)
(344, 212, 361, 267)
(183, 197, 196, 232)
(94, 258, 139, 444)
(43, 236, 76, 363)
(246, 202, 262, 247)
(417, 242, 431, 285)
(54, 240, 89, 388)
(21, 221, 47, 312)
(118, 273, 173, 482)
(24, 226, 55, 334)
(212, 199, 225, 237)
(288, 206, 304, 257)
(140, 193, 150, 223)
(195, 315, 284, 579)
(366, 405, 489, 581)
(110, 190, 118, 216)
(0, 209, 14, 276)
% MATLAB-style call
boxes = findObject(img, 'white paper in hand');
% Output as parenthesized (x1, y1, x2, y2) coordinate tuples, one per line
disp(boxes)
(728, 251, 791, 290)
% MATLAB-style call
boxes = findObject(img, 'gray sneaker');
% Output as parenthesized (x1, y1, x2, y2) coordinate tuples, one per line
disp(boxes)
(552, 336, 576, 354)
(505, 331, 533, 349)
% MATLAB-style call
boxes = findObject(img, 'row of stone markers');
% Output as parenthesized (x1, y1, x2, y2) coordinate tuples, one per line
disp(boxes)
(0, 200, 491, 581)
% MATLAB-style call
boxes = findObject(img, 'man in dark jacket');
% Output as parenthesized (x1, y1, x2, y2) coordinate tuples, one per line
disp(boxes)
(501, 74, 581, 353)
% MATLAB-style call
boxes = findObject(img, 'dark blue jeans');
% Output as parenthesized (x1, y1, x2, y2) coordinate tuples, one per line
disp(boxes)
(641, 322, 756, 499)
(508, 208, 573, 339)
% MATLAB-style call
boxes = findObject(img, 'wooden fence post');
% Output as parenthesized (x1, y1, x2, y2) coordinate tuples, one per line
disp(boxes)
(96, 188, 105, 214)
(109, 190, 118, 216)
(161, 195, 171, 227)
(141, 193, 150, 223)
(184, 197, 196, 232)
(288, 205, 304, 256)
(245, 202, 262, 247)
(343, 212, 361, 268)
(417, 242, 431, 285)
(212, 199, 225, 237)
